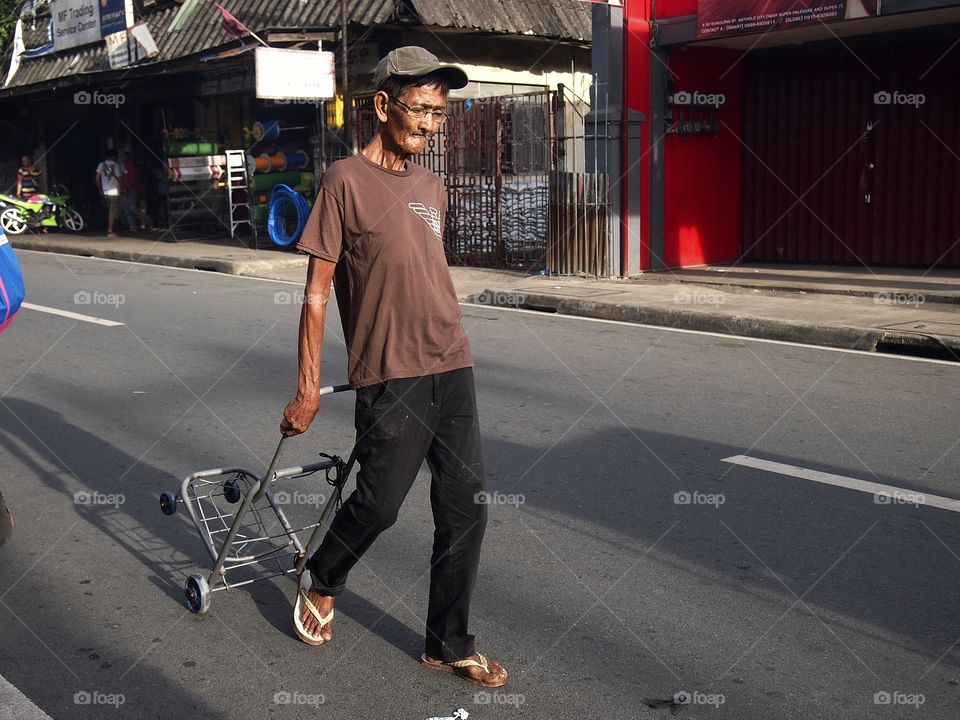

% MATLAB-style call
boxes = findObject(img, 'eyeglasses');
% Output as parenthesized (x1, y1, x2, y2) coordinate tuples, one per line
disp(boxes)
(388, 95, 449, 124)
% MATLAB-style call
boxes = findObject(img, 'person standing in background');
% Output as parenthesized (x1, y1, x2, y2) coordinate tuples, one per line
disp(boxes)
(16, 155, 42, 199)
(120, 151, 153, 232)
(96, 150, 123, 237)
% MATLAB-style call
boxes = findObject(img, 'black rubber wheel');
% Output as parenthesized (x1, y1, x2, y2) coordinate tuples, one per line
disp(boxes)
(159, 491, 177, 516)
(223, 478, 242, 504)
(185, 574, 210, 614)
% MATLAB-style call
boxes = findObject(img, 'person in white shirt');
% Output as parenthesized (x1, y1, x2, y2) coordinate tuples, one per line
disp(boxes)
(95, 149, 123, 237)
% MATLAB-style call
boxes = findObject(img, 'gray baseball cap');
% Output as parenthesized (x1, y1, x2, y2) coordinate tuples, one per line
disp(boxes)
(372, 46, 468, 91)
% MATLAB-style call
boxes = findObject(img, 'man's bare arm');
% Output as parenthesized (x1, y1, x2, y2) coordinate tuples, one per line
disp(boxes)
(280, 255, 336, 437)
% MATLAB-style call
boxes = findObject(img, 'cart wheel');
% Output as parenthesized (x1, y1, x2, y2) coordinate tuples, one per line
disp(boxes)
(223, 478, 242, 504)
(185, 574, 210, 614)
(159, 491, 177, 516)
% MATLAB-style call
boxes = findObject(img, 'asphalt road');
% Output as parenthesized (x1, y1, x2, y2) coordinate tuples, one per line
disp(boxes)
(2, 250, 959, 720)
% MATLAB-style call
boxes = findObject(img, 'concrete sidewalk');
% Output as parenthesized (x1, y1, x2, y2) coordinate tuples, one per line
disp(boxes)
(13, 230, 960, 359)
(0, 673, 52, 720)
(11, 230, 307, 277)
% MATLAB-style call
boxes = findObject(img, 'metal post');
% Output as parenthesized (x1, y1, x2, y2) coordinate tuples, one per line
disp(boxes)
(340, 0, 351, 153)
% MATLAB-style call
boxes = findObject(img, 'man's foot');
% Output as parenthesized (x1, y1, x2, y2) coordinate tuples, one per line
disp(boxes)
(421, 653, 508, 688)
(293, 573, 334, 645)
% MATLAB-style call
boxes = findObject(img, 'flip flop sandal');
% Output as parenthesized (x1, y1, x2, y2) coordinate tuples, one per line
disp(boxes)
(420, 653, 508, 688)
(292, 572, 333, 646)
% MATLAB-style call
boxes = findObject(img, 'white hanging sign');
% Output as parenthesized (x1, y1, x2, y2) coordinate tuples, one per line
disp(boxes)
(255, 47, 336, 101)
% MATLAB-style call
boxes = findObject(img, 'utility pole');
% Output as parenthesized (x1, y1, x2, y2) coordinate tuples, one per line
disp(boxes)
(340, 0, 351, 153)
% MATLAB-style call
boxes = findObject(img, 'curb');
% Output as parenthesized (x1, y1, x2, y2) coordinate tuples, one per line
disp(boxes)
(469, 288, 960, 360)
(11, 236, 307, 277)
(640, 275, 960, 306)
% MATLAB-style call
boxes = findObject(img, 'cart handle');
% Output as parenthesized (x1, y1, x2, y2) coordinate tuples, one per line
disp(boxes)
(258, 383, 353, 495)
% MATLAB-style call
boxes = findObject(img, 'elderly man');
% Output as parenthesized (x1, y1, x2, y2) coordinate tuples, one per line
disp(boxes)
(280, 47, 507, 688)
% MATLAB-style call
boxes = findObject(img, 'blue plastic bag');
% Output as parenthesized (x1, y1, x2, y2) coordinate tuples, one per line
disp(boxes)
(0, 229, 25, 334)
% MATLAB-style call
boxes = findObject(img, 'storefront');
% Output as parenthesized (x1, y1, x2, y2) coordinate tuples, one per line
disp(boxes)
(612, 0, 960, 272)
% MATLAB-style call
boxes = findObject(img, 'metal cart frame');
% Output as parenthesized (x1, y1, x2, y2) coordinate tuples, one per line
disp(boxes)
(160, 384, 355, 613)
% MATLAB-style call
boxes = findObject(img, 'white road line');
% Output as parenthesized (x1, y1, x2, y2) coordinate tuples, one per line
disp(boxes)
(21, 303, 124, 327)
(722, 455, 960, 513)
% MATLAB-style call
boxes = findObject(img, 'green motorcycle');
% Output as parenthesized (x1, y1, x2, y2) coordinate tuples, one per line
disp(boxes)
(0, 184, 85, 235)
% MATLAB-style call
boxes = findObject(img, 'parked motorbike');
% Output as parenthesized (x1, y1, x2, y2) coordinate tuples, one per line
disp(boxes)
(0, 184, 85, 235)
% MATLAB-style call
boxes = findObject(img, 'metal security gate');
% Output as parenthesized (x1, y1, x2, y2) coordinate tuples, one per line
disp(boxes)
(444, 92, 554, 267)
(741, 30, 960, 268)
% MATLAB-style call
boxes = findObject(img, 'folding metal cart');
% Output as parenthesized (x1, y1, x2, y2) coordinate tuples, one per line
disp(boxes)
(159, 384, 355, 613)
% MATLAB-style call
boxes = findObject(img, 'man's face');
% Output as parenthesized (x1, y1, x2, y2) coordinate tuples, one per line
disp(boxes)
(381, 83, 448, 156)
(21, 156, 30, 167)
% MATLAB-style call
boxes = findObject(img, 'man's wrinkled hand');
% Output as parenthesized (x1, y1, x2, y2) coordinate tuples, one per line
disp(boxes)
(280, 395, 320, 437)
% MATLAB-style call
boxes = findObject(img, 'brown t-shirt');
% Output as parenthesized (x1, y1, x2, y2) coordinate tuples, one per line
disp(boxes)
(297, 153, 473, 389)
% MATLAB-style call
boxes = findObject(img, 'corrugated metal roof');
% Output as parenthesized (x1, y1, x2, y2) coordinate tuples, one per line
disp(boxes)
(409, 0, 592, 41)
(4, 0, 589, 91)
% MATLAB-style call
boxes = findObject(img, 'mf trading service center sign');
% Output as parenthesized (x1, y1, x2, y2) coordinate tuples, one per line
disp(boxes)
(52, 0, 132, 52)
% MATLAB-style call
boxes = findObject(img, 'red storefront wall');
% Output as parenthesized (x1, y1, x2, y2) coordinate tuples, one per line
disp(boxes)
(663, 46, 743, 267)
(628, 0, 746, 269)
(633, 1, 960, 268)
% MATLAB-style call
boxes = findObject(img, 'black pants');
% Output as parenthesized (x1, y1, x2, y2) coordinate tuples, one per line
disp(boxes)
(307, 367, 488, 661)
